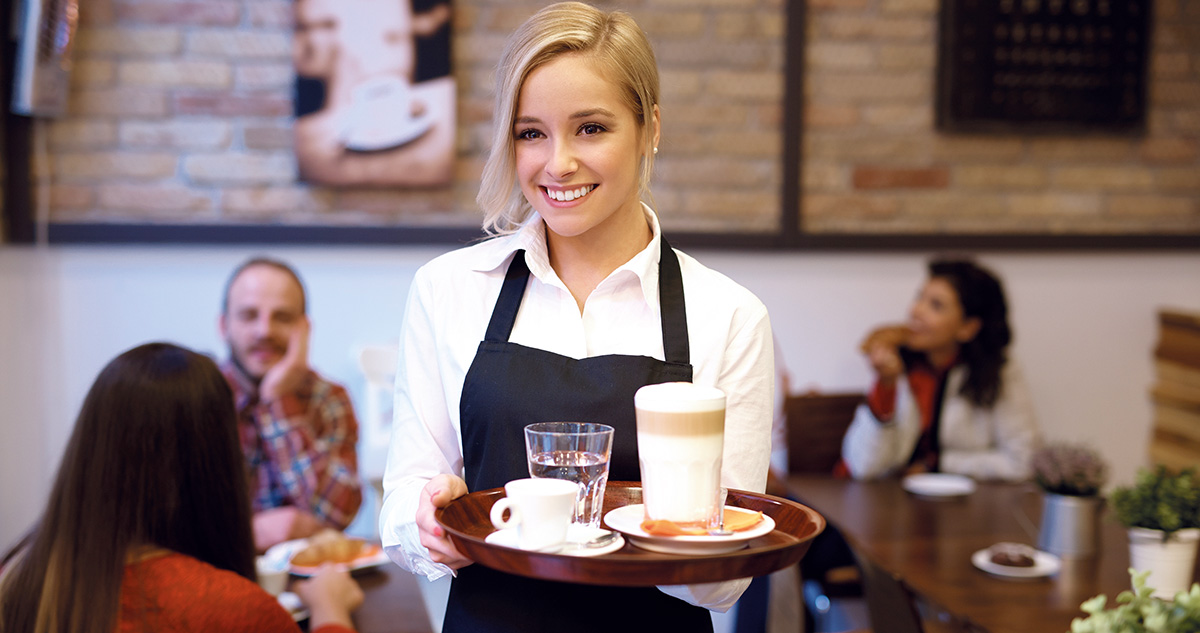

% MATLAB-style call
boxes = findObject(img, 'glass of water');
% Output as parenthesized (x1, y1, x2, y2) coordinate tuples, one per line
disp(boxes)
(524, 422, 614, 528)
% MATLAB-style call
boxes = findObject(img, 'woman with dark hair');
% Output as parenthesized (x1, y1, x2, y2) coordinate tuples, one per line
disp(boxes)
(841, 259, 1041, 481)
(0, 342, 362, 633)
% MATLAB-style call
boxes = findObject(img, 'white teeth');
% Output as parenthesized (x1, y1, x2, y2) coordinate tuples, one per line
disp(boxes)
(547, 185, 594, 202)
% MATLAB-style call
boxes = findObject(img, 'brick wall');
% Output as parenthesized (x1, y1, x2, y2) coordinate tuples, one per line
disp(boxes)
(45, 0, 783, 233)
(39, 0, 1200, 236)
(803, 0, 1200, 234)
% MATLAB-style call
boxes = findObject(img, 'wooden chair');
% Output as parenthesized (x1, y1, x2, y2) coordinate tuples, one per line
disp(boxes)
(785, 392, 867, 631)
(785, 391, 864, 475)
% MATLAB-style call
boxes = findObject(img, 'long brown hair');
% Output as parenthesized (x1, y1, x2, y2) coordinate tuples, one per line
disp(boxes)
(900, 258, 1012, 407)
(0, 343, 255, 633)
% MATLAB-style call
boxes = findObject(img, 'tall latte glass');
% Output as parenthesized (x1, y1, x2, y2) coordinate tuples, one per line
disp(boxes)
(634, 382, 726, 528)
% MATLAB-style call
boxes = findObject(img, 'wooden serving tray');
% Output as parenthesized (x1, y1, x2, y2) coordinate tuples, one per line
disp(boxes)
(434, 481, 825, 586)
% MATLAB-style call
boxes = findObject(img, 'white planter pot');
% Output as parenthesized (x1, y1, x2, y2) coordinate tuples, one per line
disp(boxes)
(1127, 527, 1200, 600)
(1037, 493, 1102, 558)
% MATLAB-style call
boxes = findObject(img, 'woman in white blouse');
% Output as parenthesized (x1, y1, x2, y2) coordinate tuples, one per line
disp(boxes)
(842, 258, 1041, 482)
(377, 3, 775, 632)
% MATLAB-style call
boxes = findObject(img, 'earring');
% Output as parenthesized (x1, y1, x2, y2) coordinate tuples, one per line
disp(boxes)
(653, 147, 658, 155)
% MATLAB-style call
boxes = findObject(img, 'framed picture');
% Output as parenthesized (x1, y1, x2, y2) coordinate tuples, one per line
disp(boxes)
(785, 0, 1199, 250)
(15, 0, 801, 247)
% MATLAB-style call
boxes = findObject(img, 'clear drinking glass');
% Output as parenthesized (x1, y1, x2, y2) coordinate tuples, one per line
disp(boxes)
(524, 422, 614, 528)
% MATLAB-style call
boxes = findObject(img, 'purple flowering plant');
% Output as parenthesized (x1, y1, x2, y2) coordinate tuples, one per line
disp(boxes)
(1033, 442, 1109, 497)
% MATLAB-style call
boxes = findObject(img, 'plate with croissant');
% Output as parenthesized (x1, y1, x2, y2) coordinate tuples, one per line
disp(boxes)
(267, 529, 388, 576)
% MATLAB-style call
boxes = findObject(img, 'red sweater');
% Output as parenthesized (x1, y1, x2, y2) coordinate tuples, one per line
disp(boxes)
(120, 552, 355, 633)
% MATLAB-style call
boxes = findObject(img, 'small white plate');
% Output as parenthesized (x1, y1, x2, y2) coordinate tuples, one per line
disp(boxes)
(902, 473, 977, 498)
(971, 546, 1061, 579)
(484, 524, 625, 557)
(277, 591, 309, 622)
(603, 504, 775, 555)
(267, 536, 390, 577)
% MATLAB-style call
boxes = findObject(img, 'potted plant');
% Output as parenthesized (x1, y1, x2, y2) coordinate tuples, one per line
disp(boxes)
(1070, 569, 1200, 632)
(1032, 442, 1109, 558)
(1111, 465, 1200, 600)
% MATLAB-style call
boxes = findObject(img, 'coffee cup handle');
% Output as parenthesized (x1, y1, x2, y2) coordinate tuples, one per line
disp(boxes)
(490, 498, 521, 530)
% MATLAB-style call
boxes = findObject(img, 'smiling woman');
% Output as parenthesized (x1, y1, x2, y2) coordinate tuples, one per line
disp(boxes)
(377, 4, 776, 633)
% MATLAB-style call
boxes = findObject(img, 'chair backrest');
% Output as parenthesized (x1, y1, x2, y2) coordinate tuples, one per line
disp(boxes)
(357, 343, 398, 482)
(850, 546, 926, 633)
(785, 391, 864, 474)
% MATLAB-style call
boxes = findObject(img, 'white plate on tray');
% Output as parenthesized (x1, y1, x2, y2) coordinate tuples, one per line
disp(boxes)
(902, 473, 977, 498)
(603, 504, 775, 555)
(971, 545, 1061, 579)
(484, 524, 625, 557)
(266, 536, 389, 577)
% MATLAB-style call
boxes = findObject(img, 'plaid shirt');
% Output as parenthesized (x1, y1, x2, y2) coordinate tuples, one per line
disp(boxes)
(222, 361, 363, 530)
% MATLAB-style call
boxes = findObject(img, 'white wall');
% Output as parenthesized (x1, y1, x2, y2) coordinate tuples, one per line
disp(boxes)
(2, 245, 1197, 548)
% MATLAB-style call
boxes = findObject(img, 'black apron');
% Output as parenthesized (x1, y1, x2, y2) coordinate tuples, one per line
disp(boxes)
(443, 238, 715, 633)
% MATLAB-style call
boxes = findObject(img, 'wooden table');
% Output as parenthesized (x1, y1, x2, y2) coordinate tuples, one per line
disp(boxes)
(786, 475, 1195, 633)
(347, 564, 435, 633)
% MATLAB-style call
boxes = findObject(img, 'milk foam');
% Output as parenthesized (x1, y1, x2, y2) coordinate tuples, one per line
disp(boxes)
(634, 382, 725, 413)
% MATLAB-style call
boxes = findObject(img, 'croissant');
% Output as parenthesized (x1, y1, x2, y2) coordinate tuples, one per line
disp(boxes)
(859, 324, 912, 353)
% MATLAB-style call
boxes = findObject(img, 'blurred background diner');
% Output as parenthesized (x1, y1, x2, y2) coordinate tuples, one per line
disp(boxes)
(1, 0, 1199, 631)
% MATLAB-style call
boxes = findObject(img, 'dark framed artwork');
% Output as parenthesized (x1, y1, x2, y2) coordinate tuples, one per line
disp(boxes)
(935, 0, 1151, 134)
(783, 0, 1200, 250)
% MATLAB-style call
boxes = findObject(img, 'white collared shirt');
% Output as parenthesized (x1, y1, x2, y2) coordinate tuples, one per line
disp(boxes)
(379, 206, 775, 611)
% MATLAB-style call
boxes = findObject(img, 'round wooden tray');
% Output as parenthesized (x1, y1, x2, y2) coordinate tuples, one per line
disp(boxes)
(434, 481, 825, 586)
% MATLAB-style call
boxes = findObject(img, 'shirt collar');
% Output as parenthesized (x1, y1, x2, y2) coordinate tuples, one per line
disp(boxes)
(220, 359, 259, 409)
(468, 204, 665, 307)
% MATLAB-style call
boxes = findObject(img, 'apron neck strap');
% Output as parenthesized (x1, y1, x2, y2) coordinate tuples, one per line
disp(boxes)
(484, 240, 690, 366)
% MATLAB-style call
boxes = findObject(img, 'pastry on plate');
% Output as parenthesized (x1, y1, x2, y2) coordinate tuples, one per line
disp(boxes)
(987, 542, 1037, 568)
(290, 530, 375, 567)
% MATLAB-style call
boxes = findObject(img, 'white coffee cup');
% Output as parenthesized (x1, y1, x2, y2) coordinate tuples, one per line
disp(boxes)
(489, 478, 578, 550)
(256, 555, 289, 597)
(635, 382, 726, 528)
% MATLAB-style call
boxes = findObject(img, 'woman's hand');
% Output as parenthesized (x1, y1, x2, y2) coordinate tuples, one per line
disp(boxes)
(865, 342, 904, 385)
(294, 565, 364, 630)
(416, 474, 473, 570)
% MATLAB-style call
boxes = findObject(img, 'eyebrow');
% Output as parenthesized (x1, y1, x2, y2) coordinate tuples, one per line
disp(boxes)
(514, 108, 619, 125)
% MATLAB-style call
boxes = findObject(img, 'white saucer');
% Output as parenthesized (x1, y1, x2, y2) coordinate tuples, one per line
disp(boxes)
(603, 504, 775, 555)
(277, 591, 309, 622)
(971, 545, 1061, 579)
(902, 473, 977, 498)
(342, 109, 435, 152)
(484, 524, 625, 557)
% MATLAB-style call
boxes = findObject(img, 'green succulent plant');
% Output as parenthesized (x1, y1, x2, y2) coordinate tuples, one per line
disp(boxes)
(1110, 466, 1200, 539)
(1070, 568, 1200, 633)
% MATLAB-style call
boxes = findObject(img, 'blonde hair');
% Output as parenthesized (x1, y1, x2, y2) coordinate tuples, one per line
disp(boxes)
(477, 2, 660, 235)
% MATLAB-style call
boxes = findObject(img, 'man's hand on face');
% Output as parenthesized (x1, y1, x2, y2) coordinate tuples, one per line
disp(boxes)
(259, 316, 312, 403)
(254, 505, 324, 553)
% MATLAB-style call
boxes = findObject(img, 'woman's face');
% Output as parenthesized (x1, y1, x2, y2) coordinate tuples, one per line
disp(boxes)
(907, 277, 980, 358)
(513, 53, 652, 242)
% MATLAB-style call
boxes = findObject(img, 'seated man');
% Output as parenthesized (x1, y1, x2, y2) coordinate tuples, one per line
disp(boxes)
(218, 257, 363, 552)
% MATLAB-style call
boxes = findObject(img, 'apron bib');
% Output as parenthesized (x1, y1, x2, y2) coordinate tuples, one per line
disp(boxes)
(443, 238, 714, 633)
